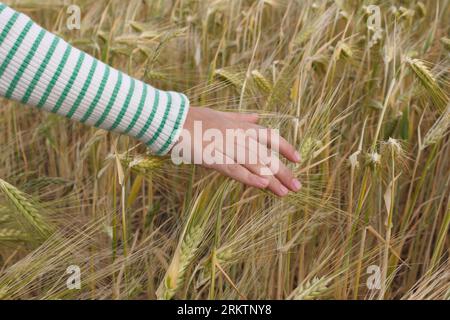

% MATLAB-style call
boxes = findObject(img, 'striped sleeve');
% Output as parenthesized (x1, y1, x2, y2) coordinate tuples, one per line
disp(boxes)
(0, 3, 189, 155)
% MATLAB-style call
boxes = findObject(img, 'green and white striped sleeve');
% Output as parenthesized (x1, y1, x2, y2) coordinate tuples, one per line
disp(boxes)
(0, 3, 189, 155)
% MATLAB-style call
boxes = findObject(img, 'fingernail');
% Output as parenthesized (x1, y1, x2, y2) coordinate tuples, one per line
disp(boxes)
(258, 178, 270, 188)
(294, 151, 301, 162)
(292, 179, 302, 191)
(279, 185, 289, 196)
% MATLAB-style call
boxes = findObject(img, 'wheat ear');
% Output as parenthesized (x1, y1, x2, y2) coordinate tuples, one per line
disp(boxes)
(0, 179, 53, 238)
(290, 277, 331, 300)
(0, 228, 28, 242)
(251, 70, 273, 94)
(422, 103, 450, 149)
(162, 224, 203, 300)
(405, 58, 449, 112)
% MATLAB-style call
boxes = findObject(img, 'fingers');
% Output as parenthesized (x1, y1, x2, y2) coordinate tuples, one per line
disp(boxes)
(223, 112, 259, 124)
(268, 154, 302, 192)
(209, 150, 289, 197)
(233, 136, 288, 196)
(207, 151, 269, 189)
(246, 124, 301, 163)
(274, 133, 301, 163)
(218, 111, 301, 163)
(205, 142, 295, 197)
(195, 108, 302, 196)
(240, 137, 301, 196)
(243, 161, 289, 197)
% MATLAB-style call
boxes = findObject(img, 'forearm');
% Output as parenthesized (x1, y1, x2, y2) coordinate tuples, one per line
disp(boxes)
(0, 3, 189, 155)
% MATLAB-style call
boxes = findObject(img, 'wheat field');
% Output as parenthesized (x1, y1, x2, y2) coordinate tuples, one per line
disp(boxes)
(0, 0, 449, 300)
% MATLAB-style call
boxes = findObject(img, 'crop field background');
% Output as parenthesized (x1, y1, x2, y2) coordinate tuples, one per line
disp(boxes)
(0, 0, 449, 299)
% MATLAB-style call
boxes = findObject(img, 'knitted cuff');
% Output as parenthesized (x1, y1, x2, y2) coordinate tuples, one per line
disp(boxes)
(0, 3, 189, 155)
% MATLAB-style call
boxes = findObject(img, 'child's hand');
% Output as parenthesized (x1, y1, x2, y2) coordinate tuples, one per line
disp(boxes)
(172, 107, 301, 197)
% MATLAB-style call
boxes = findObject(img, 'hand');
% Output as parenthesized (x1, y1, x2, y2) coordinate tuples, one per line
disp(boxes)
(172, 107, 301, 197)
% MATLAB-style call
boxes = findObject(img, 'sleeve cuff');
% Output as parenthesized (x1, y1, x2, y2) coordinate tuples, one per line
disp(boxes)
(144, 91, 190, 156)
